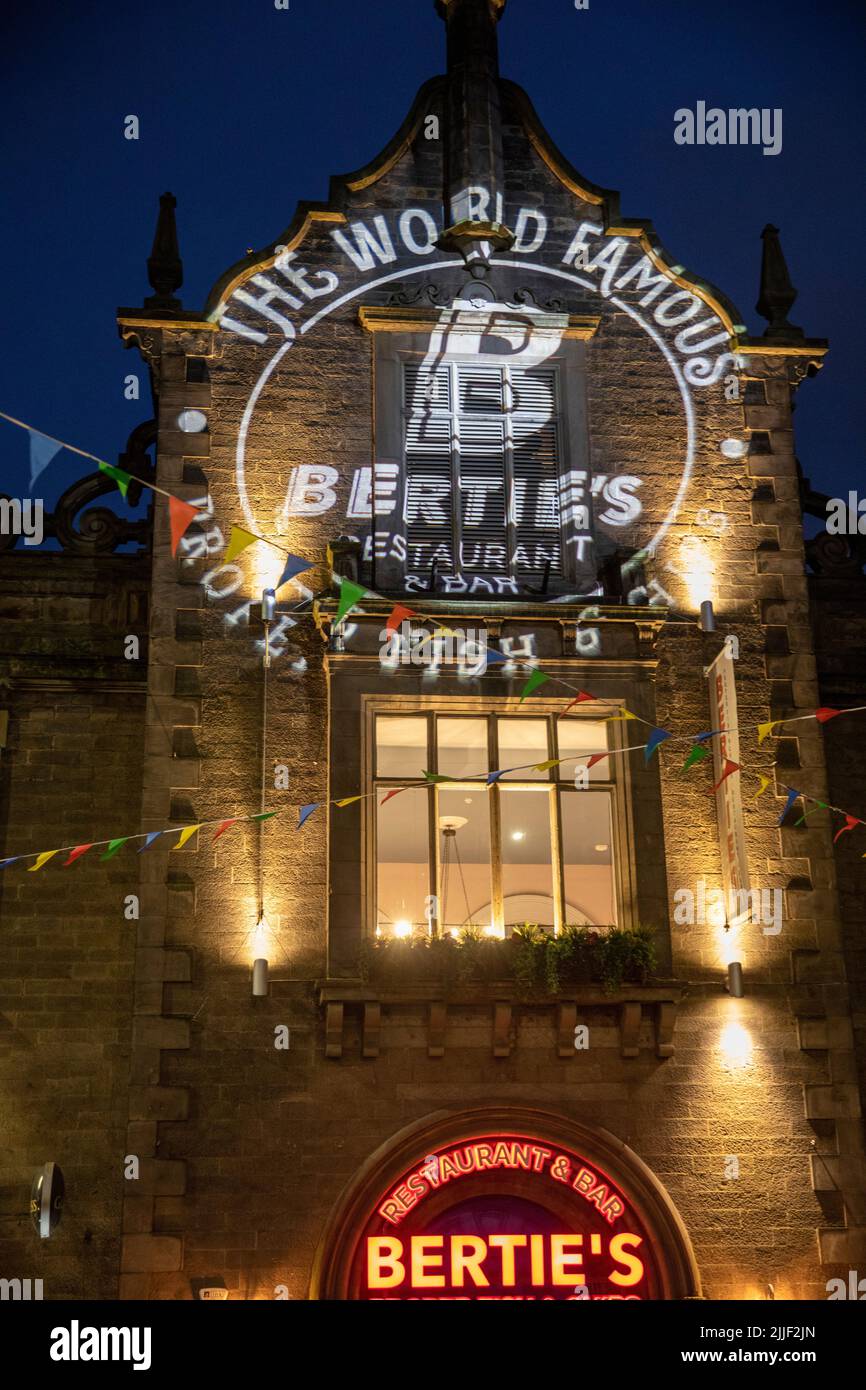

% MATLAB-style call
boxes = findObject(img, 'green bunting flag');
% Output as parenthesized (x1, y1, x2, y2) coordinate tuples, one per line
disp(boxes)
(100, 837, 130, 861)
(98, 462, 132, 499)
(335, 578, 368, 627)
(518, 669, 549, 702)
(682, 745, 710, 772)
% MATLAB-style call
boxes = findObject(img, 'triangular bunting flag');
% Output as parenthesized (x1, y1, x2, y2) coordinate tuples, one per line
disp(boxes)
(137, 831, 164, 853)
(98, 462, 132, 499)
(778, 787, 801, 825)
(335, 578, 368, 627)
(63, 844, 93, 866)
(695, 729, 721, 743)
(710, 760, 740, 794)
(485, 648, 509, 665)
(586, 753, 609, 770)
(28, 850, 59, 872)
(100, 837, 130, 860)
(518, 669, 549, 702)
(0, 857, 21, 869)
(757, 720, 781, 745)
(169, 497, 200, 556)
(276, 554, 313, 591)
(533, 759, 561, 772)
(606, 709, 637, 723)
(250, 811, 277, 823)
(380, 787, 410, 806)
(645, 729, 672, 763)
(298, 803, 321, 829)
(224, 526, 260, 564)
(751, 774, 772, 801)
(794, 800, 827, 827)
(559, 692, 596, 716)
(385, 604, 416, 635)
(815, 707, 842, 723)
(487, 770, 506, 784)
(423, 771, 453, 783)
(212, 819, 238, 842)
(833, 814, 862, 844)
(335, 796, 363, 808)
(29, 432, 62, 488)
(172, 825, 201, 850)
(682, 745, 710, 772)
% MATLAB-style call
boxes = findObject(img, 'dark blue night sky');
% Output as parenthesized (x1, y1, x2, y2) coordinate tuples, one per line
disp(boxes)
(2, 0, 863, 517)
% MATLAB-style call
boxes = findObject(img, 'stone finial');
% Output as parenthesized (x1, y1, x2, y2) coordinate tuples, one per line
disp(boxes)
(145, 192, 183, 310)
(435, 0, 513, 270)
(755, 224, 802, 340)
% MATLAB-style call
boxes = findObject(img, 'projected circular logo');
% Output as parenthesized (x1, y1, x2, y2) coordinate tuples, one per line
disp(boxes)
(352, 1133, 661, 1300)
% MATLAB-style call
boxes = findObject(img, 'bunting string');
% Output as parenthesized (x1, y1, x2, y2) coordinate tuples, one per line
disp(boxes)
(2, 707, 866, 868)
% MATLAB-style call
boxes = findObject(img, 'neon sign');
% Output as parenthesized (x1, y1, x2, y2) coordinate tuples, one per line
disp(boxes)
(351, 1133, 662, 1299)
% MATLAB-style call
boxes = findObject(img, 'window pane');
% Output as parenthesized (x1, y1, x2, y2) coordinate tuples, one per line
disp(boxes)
(556, 719, 609, 781)
(561, 792, 617, 927)
(376, 789, 429, 936)
(500, 786, 555, 931)
(437, 788, 492, 934)
(376, 716, 427, 779)
(497, 717, 548, 778)
(437, 718, 488, 778)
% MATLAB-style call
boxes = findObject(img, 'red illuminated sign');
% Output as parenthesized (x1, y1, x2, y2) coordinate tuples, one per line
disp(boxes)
(351, 1133, 662, 1300)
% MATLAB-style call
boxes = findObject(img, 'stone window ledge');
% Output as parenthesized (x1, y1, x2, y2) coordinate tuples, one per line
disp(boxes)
(318, 980, 685, 1061)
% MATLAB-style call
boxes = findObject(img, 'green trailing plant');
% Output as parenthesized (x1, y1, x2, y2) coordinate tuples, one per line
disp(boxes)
(359, 924, 657, 997)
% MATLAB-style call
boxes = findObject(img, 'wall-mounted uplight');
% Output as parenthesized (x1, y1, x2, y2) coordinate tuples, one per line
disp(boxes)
(393, 920, 412, 939)
(252, 957, 269, 997)
(726, 960, 745, 998)
(176, 409, 208, 434)
(699, 600, 715, 633)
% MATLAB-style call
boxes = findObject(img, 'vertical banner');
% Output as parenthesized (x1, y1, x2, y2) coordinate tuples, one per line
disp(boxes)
(705, 648, 751, 924)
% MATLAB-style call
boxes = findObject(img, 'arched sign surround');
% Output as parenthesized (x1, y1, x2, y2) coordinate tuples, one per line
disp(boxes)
(310, 1107, 701, 1300)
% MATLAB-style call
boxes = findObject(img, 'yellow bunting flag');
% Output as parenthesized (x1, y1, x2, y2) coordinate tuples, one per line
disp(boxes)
(751, 774, 772, 801)
(757, 720, 782, 745)
(224, 526, 260, 564)
(172, 825, 201, 850)
(335, 796, 363, 808)
(606, 709, 637, 723)
(533, 759, 561, 771)
(28, 849, 59, 872)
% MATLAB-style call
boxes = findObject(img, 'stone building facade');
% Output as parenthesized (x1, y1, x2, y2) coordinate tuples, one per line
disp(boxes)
(2, 0, 865, 1301)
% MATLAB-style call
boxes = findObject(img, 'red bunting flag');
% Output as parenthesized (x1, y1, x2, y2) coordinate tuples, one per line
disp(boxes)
(559, 691, 596, 717)
(833, 814, 862, 844)
(710, 759, 740, 794)
(380, 787, 409, 806)
(63, 844, 93, 866)
(386, 604, 417, 636)
(815, 707, 842, 723)
(212, 819, 239, 842)
(169, 497, 200, 556)
(586, 752, 609, 770)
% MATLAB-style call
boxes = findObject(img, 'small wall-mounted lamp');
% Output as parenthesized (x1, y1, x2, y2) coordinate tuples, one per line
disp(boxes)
(252, 958, 269, 998)
(726, 960, 744, 998)
(699, 600, 716, 633)
(261, 588, 276, 668)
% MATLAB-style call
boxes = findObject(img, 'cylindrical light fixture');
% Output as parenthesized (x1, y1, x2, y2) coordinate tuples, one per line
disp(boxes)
(261, 589, 276, 622)
(699, 600, 715, 632)
(726, 960, 744, 998)
(252, 958, 269, 997)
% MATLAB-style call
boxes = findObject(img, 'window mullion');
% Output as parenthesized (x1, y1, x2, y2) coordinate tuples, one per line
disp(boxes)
(451, 361, 460, 572)
(504, 366, 516, 570)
